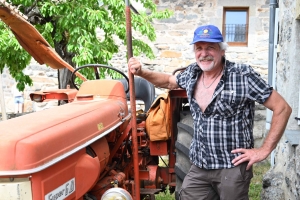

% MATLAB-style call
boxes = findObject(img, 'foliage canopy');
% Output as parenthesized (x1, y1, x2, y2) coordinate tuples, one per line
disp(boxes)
(0, 0, 172, 91)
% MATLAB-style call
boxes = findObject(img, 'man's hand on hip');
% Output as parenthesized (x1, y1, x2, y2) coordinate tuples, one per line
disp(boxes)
(231, 148, 269, 170)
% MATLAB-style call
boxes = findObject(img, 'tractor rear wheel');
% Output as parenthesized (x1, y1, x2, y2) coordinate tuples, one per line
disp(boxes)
(175, 111, 194, 199)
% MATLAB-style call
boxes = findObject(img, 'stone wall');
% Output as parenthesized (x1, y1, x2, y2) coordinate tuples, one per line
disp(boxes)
(261, 0, 300, 199)
(1, 1, 270, 145)
(112, 0, 270, 78)
(0, 61, 58, 114)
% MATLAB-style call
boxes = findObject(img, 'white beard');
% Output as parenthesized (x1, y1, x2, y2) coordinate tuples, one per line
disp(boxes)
(199, 61, 215, 72)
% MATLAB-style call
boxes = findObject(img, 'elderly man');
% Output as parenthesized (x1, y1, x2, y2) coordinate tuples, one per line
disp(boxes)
(128, 25, 291, 200)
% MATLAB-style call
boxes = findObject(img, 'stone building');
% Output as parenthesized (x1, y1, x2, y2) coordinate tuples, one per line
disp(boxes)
(0, 61, 58, 114)
(261, 0, 300, 199)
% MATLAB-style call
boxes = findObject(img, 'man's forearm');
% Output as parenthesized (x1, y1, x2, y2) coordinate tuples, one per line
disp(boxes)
(261, 101, 292, 153)
(128, 57, 179, 89)
(138, 69, 178, 89)
(259, 90, 292, 154)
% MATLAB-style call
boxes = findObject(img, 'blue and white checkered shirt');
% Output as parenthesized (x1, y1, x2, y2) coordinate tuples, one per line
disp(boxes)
(176, 60, 273, 169)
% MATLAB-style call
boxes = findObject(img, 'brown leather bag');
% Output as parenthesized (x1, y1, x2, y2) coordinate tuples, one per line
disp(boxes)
(145, 93, 171, 141)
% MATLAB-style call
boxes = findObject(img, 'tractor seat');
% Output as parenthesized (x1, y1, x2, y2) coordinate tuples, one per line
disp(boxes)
(118, 77, 155, 112)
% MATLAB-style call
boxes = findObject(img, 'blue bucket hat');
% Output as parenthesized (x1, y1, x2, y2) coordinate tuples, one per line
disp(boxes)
(190, 25, 223, 44)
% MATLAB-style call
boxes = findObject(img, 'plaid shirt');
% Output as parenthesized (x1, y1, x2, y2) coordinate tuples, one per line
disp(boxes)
(176, 60, 273, 169)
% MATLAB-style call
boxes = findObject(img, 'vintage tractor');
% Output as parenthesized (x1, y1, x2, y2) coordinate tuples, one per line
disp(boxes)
(0, 1, 193, 199)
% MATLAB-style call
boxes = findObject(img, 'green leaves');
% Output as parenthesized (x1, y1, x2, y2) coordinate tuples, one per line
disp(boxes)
(0, 0, 172, 90)
(132, 39, 155, 59)
(0, 23, 32, 88)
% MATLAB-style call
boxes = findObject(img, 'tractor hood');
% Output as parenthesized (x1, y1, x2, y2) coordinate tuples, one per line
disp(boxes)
(0, 90, 129, 175)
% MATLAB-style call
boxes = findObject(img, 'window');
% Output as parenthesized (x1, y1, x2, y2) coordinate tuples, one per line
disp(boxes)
(223, 7, 249, 46)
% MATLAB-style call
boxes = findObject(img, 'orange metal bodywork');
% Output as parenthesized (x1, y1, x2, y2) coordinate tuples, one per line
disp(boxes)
(29, 89, 78, 103)
(0, 80, 130, 199)
(0, 80, 128, 172)
(30, 149, 101, 199)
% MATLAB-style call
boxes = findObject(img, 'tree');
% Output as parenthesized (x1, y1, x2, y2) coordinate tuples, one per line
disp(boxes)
(0, 0, 172, 92)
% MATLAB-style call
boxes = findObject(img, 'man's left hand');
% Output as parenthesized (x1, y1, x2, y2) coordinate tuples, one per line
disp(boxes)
(231, 148, 269, 170)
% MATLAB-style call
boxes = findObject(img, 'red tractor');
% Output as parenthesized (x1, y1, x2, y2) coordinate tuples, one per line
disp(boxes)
(0, 2, 193, 200)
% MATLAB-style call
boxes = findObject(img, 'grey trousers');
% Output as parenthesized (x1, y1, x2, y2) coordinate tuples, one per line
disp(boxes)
(179, 163, 253, 200)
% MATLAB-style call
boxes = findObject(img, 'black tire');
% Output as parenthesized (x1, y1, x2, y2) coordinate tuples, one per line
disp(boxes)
(175, 111, 194, 199)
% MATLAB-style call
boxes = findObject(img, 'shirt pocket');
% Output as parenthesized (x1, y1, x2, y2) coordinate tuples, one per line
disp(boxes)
(215, 90, 245, 117)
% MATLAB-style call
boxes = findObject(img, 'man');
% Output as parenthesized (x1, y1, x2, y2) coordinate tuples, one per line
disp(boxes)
(128, 25, 291, 199)
(12, 83, 24, 114)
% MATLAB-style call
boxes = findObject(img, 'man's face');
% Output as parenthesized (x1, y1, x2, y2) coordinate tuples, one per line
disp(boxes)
(194, 42, 225, 72)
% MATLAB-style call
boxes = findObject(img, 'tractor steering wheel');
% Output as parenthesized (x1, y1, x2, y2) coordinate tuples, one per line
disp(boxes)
(71, 64, 129, 93)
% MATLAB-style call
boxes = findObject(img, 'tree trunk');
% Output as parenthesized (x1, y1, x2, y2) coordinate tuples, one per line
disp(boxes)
(55, 42, 75, 105)
(58, 68, 72, 89)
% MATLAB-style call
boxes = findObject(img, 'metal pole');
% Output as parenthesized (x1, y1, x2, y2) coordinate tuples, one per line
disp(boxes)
(268, 0, 278, 86)
(125, 0, 140, 199)
(267, 0, 278, 167)
(0, 73, 7, 121)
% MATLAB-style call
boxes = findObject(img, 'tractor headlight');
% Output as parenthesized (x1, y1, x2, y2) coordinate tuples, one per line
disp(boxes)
(101, 188, 133, 200)
(30, 93, 45, 102)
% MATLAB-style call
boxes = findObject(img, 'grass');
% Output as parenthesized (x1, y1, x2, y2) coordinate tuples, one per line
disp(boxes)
(154, 161, 270, 200)
(155, 185, 175, 200)
(249, 161, 271, 200)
